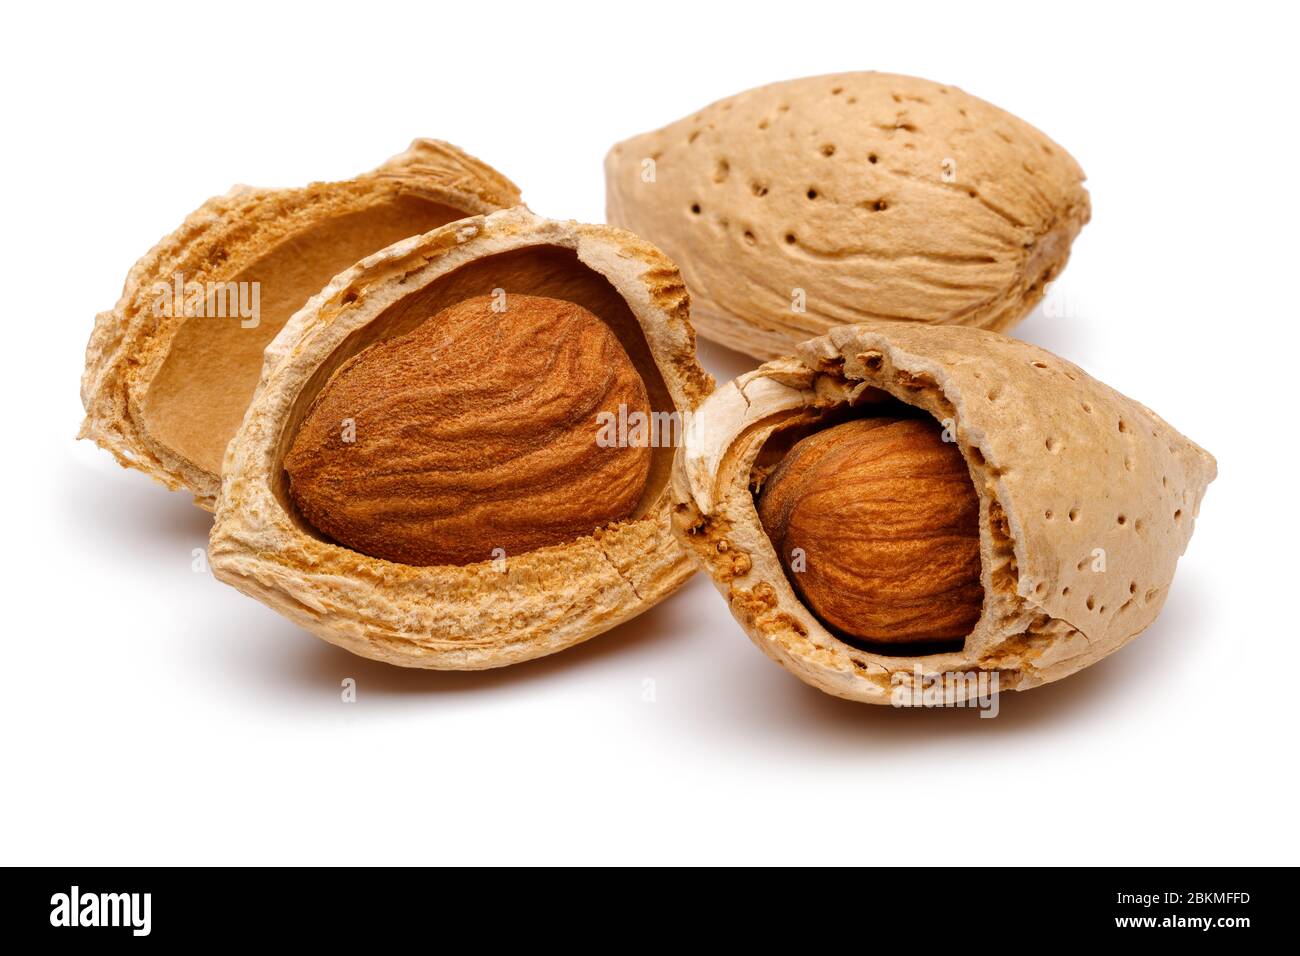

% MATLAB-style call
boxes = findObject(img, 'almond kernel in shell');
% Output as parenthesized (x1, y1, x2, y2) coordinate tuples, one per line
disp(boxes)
(758, 417, 983, 645)
(284, 294, 651, 566)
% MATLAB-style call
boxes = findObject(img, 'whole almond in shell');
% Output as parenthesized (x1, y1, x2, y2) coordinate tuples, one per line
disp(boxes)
(606, 72, 1090, 359)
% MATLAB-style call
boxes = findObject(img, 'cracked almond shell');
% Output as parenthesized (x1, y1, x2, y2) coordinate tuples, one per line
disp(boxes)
(672, 323, 1215, 702)
(209, 207, 713, 669)
(80, 139, 521, 507)
(606, 72, 1091, 359)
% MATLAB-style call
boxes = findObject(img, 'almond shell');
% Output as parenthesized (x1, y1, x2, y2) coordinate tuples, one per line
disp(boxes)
(672, 322, 1215, 702)
(210, 207, 713, 669)
(606, 72, 1091, 359)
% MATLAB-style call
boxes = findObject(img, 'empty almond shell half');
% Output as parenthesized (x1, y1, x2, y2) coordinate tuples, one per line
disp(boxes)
(80, 139, 521, 507)
(606, 72, 1090, 359)
(672, 323, 1215, 702)
(209, 207, 713, 669)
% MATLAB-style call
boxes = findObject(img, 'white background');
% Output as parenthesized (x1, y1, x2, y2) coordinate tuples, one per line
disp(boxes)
(3, 1, 1295, 865)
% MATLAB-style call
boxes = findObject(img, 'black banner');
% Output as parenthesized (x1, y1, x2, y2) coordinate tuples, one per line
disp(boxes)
(3, 867, 1286, 942)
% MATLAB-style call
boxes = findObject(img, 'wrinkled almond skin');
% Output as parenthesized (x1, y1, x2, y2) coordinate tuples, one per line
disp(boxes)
(284, 294, 651, 566)
(758, 417, 983, 643)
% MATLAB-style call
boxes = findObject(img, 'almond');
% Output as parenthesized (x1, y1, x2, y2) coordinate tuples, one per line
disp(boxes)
(209, 208, 713, 670)
(672, 322, 1215, 703)
(757, 417, 983, 644)
(606, 72, 1090, 359)
(284, 294, 652, 566)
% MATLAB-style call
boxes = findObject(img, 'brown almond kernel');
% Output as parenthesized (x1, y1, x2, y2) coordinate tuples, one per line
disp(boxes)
(757, 416, 983, 644)
(284, 293, 651, 566)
